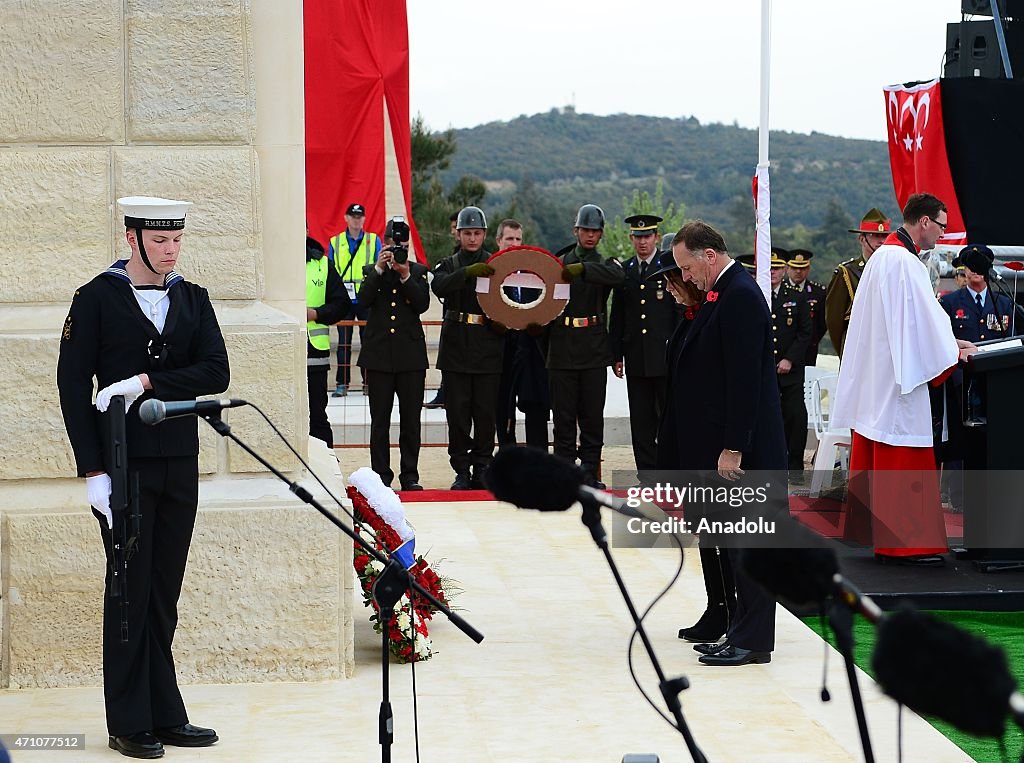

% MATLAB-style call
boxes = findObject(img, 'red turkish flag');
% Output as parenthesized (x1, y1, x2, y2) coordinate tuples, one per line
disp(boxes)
(884, 79, 966, 244)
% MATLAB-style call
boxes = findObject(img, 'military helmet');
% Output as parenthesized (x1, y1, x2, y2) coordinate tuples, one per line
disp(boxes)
(660, 232, 676, 254)
(573, 204, 605, 230)
(456, 206, 487, 230)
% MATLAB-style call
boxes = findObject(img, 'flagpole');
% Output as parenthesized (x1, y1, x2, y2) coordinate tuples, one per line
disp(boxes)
(754, 0, 772, 303)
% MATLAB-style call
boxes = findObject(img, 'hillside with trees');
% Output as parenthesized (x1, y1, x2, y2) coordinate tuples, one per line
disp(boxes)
(412, 108, 899, 287)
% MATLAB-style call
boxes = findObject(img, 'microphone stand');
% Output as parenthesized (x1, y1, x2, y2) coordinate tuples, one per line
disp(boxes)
(197, 412, 484, 763)
(826, 600, 875, 763)
(577, 496, 707, 763)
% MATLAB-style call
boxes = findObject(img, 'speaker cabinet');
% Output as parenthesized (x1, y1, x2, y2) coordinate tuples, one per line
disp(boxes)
(944, 20, 1024, 78)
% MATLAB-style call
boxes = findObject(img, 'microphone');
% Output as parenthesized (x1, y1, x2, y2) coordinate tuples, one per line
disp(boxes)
(486, 446, 646, 519)
(873, 608, 1022, 738)
(138, 398, 246, 425)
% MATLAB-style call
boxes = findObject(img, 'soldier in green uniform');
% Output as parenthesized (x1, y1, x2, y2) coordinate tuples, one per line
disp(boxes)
(546, 204, 625, 489)
(431, 206, 506, 489)
(785, 249, 827, 367)
(609, 213, 681, 480)
(825, 208, 892, 359)
(770, 249, 812, 472)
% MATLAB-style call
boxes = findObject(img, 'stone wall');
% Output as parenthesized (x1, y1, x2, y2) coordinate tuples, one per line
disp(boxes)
(0, 0, 354, 687)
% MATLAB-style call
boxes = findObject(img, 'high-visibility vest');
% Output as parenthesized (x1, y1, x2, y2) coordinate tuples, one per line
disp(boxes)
(330, 231, 378, 289)
(306, 256, 331, 351)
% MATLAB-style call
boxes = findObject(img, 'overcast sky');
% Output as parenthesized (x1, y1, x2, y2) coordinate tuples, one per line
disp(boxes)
(408, 0, 963, 142)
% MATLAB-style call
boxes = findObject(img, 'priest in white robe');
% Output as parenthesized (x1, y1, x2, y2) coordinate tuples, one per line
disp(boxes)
(832, 193, 975, 565)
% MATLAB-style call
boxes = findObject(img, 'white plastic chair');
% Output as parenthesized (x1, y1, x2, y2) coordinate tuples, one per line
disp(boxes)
(804, 367, 828, 435)
(809, 374, 852, 497)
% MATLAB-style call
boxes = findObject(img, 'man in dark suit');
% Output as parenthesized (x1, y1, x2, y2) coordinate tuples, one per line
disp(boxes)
(770, 250, 812, 472)
(664, 221, 787, 666)
(357, 218, 431, 491)
(609, 214, 681, 481)
(57, 196, 227, 757)
(431, 206, 506, 489)
(546, 204, 625, 489)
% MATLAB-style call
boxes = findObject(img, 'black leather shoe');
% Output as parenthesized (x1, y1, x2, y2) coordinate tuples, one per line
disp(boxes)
(400, 482, 424, 491)
(874, 553, 945, 567)
(693, 641, 728, 655)
(153, 723, 218, 747)
(451, 473, 472, 490)
(108, 733, 164, 758)
(470, 472, 487, 490)
(698, 645, 771, 666)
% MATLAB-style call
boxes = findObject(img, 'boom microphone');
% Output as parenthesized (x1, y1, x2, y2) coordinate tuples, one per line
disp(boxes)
(138, 398, 247, 425)
(873, 608, 1023, 738)
(486, 446, 645, 519)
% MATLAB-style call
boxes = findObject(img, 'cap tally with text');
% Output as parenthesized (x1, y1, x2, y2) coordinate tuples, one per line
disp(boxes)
(118, 196, 192, 231)
(848, 207, 892, 234)
(735, 253, 756, 271)
(625, 214, 663, 236)
(770, 247, 788, 268)
(346, 203, 366, 216)
(787, 249, 813, 269)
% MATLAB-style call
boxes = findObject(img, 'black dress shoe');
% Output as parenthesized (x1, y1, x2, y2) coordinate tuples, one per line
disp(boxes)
(698, 645, 771, 666)
(451, 473, 472, 490)
(108, 733, 164, 759)
(470, 472, 487, 490)
(874, 553, 945, 567)
(400, 482, 424, 491)
(693, 641, 728, 655)
(153, 723, 218, 747)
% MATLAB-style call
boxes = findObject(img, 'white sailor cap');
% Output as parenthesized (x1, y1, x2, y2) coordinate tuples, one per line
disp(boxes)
(117, 196, 192, 230)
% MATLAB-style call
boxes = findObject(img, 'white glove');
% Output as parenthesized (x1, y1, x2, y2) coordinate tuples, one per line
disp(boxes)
(86, 473, 113, 529)
(95, 376, 145, 412)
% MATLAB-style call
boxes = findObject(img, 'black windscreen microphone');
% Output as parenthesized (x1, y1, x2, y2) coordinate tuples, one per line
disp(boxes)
(138, 398, 246, 425)
(485, 446, 645, 518)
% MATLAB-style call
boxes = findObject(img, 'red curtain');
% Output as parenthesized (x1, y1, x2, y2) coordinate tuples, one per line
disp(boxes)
(884, 79, 966, 246)
(304, 0, 418, 258)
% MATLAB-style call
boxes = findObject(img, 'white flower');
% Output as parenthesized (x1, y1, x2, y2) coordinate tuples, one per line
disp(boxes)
(365, 560, 383, 576)
(396, 611, 411, 631)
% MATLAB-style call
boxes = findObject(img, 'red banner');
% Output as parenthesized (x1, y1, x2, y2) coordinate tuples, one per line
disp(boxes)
(884, 79, 965, 244)
(303, 0, 419, 259)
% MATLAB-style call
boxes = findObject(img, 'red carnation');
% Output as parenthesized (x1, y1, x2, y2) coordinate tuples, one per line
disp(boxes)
(955, 308, 966, 318)
(684, 305, 698, 320)
(706, 291, 719, 303)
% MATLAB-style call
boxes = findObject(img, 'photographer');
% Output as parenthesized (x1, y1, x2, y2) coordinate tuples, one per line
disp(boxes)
(356, 217, 430, 491)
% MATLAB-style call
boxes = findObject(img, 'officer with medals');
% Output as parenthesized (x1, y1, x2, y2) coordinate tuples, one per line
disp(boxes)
(431, 206, 505, 489)
(770, 248, 812, 473)
(939, 244, 1017, 343)
(825, 207, 892, 359)
(609, 213, 681, 481)
(57, 197, 227, 758)
(785, 249, 827, 367)
(546, 204, 625, 489)
(357, 217, 431, 491)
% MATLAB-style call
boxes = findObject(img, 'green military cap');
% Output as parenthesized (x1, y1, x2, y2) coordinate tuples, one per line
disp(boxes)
(848, 208, 892, 234)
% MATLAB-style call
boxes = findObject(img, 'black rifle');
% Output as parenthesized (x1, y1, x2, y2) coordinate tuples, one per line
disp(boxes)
(104, 395, 141, 642)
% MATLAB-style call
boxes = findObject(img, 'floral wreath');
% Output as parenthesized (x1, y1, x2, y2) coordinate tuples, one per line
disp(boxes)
(347, 467, 455, 662)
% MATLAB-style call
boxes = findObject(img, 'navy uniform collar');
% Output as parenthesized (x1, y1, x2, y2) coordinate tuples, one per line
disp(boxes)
(104, 259, 183, 290)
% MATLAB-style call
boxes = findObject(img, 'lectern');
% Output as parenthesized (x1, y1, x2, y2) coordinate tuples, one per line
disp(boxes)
(960, 337, 1024, 570)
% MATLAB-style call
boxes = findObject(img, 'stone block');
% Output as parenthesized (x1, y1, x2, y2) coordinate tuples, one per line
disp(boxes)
(126, 0, 254, 143)
(113, 146, 262, 300)
(0, 150, 113, 304)
(0, 0, 124, 143)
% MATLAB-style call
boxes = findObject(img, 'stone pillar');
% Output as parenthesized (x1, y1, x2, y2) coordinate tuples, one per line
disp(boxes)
(0, 0, 353, 688)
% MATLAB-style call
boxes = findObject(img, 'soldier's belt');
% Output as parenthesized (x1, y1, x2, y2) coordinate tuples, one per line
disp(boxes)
(445, 310, 487, 325)
(563, 315, 602, 327)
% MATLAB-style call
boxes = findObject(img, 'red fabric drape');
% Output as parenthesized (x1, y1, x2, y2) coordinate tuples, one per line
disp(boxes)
(884, 79, 966, 245)
(304, 0, 418, 259)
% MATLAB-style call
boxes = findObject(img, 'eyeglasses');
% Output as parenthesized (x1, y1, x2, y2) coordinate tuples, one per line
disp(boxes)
(930, 217, 948, 232)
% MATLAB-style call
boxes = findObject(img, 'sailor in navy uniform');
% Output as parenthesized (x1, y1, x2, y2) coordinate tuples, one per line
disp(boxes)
(57, 196, 227, 758)
(609, 214, 682, 479)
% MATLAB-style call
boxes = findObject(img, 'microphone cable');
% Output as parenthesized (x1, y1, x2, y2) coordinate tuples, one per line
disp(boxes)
(624, 526, 688, 732)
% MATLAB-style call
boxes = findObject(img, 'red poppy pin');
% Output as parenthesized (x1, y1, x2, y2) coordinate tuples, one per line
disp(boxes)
(706, 291, 719, 303)
(955, 308, 965, 318)
(684, 305, 699, 320)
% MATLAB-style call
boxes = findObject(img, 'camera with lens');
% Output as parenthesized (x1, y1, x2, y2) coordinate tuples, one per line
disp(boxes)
(384, 216, 411, 264)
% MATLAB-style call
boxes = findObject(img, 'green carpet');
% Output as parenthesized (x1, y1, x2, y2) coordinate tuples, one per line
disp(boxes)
(802, 610, 1024, 762)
